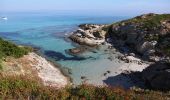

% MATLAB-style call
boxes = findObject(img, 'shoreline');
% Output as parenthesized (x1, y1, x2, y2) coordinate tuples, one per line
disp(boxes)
(1, 17, 165, 89)
(67, 23, 153, 88)
(1, 22, 152, 89)
(34, 49, 73, 83)
(80, 45, 151, 88)
(1, 43, 69, 88)
(25, 52, 69, 88)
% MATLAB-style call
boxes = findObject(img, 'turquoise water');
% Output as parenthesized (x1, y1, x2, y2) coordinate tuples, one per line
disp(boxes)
(0, 12, 128, 84)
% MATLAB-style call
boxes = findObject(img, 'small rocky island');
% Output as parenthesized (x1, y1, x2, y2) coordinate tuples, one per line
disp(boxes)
(69, 24, 107, 46)
(69, 13, 170, 91)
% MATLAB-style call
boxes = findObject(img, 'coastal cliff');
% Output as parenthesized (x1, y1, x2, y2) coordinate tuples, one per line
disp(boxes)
(107, 13, 170, 62)
(69, 13, 170, 91)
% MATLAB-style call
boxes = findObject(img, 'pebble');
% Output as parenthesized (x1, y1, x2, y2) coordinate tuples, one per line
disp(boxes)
(107, 71, 111, 73)
(81, 76, 86, 80)
(104, 73, 107, 76)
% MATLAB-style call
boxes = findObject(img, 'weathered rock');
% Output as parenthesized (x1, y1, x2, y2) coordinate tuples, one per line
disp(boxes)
(68, 47, 87, 55)
(93, 30, 107, 38)
(148, 56, 161, 62)
(142, 61, 170, 91)
(118, 55, 142, 64)
(79, 24, 102, 30)
(69, 34, 97, 46)
(69, 24, 106, 46)
(136, 41, 156, 54)
(129, 53, 135, 57)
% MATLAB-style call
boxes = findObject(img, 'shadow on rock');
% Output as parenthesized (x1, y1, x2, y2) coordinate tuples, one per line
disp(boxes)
(142, 61, 170, 91)
(103, 72, 145, 89)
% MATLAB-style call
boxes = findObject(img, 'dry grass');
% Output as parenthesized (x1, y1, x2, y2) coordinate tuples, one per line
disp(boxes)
(0, 75, 170, 100)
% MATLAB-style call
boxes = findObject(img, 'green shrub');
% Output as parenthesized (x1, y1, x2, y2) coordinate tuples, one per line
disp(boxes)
(0, 64, 2, 70)
(0, 38, 32, 59)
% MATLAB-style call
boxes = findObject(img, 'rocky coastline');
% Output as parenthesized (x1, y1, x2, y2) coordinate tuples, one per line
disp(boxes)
(1, 13, 169, 91)
(68, 13, 170, 90)
(1, 51, 69, 88)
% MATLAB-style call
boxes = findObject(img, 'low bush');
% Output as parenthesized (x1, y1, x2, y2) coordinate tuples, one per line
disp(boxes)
(0, 38, 32, 59)
(0, 75, 169, 100)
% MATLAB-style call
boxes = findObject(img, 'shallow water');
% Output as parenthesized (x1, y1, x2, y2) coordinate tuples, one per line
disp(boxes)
(0, 12, 129, 84)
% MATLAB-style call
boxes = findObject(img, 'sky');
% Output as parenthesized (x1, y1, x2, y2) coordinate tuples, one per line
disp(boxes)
(0, 0, 170, 16)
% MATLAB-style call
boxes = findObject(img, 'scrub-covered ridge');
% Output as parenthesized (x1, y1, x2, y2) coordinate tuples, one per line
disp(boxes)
(107, 13, 170, 61)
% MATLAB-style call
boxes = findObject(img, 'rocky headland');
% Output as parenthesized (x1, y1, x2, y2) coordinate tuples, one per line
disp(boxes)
(107, 13, 170, 62)
(69, 13, 170, 91)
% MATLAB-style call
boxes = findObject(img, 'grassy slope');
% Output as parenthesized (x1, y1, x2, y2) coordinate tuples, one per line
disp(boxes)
(0, 38, 32, 70)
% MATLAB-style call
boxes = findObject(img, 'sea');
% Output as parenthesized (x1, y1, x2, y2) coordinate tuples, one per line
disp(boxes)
(0, 11, 130, 85)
